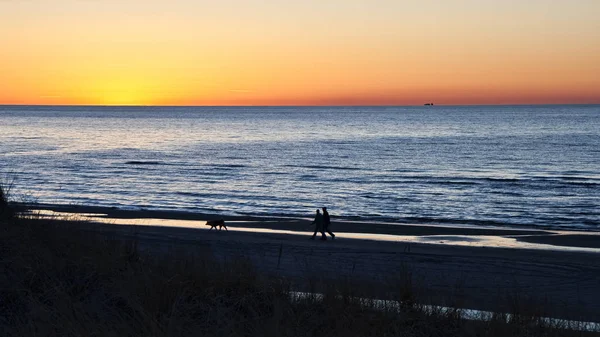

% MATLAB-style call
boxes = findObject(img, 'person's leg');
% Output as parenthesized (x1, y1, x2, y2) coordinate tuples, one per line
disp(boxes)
(320, 228, 327, 240)
(323, 224, 335, 239)
(327, 229, 335, 239)
(311, 226, 318, 239)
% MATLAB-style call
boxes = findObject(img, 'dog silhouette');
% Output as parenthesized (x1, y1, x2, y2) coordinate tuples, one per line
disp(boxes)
(206, 219, 227, 231)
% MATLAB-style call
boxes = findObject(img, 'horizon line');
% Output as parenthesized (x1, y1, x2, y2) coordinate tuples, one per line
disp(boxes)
(1, 103, 599, 108)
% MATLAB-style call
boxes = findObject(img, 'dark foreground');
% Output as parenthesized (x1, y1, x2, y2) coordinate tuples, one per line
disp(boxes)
(22, 204, 600, 320)
(59, 215, 600, 321)
(2, 209, 600, 336)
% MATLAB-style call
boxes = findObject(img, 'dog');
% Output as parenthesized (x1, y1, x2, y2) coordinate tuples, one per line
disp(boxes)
(206, 219, 227, 231)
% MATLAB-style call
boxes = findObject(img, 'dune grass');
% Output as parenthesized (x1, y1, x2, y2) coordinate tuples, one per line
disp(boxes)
(0, 195, 597, 336)
(0, 182, 15, 220)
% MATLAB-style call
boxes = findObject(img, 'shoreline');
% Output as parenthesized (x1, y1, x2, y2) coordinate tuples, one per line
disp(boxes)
(17, 201, 580, 230)
(19, 203, 600, 250)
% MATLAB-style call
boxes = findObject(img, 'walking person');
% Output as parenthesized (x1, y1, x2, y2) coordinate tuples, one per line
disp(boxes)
(310, 209, 326, 240)
(322, 207, 335, 240)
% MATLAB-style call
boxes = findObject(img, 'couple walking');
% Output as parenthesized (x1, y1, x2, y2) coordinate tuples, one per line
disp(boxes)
(311, 207, 335, 241)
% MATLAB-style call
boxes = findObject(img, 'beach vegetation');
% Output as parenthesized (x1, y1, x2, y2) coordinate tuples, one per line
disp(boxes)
(0, 211, 596, 337)
(0, 180, 15, 220)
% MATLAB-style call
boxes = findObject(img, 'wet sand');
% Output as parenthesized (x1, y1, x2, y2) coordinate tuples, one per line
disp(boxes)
(22, 204, 600, 321)
(518, 234, 600, 249)
(23, 203, 555, 236)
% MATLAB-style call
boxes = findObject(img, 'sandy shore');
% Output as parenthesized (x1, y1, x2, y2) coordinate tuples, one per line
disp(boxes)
(23, 203, 561, 235)
(23, 204, 600, 321)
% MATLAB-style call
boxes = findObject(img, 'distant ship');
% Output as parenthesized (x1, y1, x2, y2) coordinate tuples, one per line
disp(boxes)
(424, 103, 434, 106)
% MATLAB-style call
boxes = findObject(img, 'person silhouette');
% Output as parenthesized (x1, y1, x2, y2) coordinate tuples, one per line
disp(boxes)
(322, 207, 335, 240)
(310, 209, 326, 240)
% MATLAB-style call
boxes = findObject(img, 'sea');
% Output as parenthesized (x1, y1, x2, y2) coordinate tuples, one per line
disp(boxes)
(1, 105, 599, 230)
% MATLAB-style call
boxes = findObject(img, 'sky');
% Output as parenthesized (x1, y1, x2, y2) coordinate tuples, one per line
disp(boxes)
(1, 0, 599, 106)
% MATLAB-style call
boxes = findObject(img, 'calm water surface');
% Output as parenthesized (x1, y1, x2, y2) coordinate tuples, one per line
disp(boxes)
(1, 105, 599, 229)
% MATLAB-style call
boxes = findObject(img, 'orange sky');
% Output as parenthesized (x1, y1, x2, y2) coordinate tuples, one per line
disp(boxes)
(1, 0, 599, 106)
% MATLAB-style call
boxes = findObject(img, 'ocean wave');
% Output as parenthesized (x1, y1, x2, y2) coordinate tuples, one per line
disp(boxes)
(283, 164, 366, 171)
(374, 175, 600, 187)
(125, 161, 168, 166)
(209, 164, 249, 168)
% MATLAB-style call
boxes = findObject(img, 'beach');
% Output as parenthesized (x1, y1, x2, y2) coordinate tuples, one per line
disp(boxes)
(3, 1, 600, 333)
(25, 204, 600, 322)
